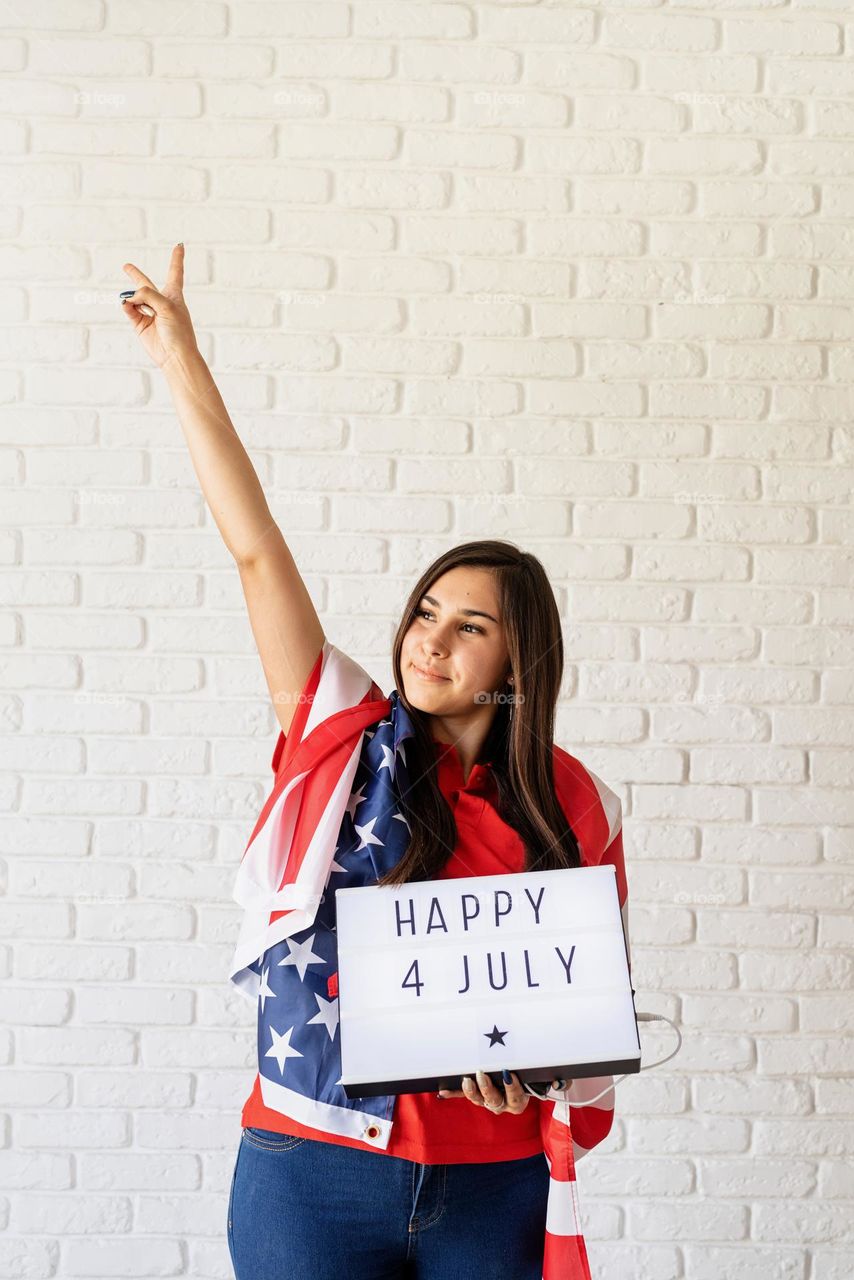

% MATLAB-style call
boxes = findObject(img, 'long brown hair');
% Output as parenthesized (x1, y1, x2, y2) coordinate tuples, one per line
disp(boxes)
(376, 539, 582, 887)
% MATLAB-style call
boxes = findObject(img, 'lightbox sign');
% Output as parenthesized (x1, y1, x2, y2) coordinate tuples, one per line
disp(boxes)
(335, 864, 640, 1098)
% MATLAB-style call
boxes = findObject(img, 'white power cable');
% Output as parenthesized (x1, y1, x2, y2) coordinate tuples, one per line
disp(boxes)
(525, 1010, 683, 1108)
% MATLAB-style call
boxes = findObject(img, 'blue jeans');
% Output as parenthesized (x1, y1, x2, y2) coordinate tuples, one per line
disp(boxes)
(227, 1126, 550, 1280)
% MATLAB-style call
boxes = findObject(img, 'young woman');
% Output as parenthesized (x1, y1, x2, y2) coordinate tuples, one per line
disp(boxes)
(120, 246, 630, 1280)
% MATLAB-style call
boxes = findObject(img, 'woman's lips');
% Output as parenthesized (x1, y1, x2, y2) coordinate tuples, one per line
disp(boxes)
(411, 662, 450, 682)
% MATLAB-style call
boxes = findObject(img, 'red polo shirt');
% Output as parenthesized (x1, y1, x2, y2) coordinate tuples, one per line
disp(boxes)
(240, 724, 624, 1164)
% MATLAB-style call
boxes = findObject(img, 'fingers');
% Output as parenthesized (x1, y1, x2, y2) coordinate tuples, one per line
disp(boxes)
(493, 1070, 523, 1106)
(122, 260, 157, 290)
(462, 1075, 483, 1103)
(165, 242, 184, 291)
(123, 244, 184, 294)
(437, 1070, 529, 1111)
(437, 1076, 484, 1101)
(472, 1070, 511, 1109)
(121, 284, 170, 316)
(121, 244, 184, 319)
(120, 299, 147, 331)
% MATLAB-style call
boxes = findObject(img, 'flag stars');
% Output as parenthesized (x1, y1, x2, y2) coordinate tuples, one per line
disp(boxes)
(276, 933, 327, 981)
(258, 965, 276, 1013)
(353, 815, 384, 852)
(264, 1024, 304, 1077)
(306, 993, 339, 1041)
(377, 743, 397, 779)
(346, 783, 368, 822)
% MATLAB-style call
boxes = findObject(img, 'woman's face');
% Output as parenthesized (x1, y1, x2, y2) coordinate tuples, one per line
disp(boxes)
(400, 566, 512, 717)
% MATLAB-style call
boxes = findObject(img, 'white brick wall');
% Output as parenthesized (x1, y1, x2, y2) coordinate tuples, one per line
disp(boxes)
(2, 3, 853, 1277)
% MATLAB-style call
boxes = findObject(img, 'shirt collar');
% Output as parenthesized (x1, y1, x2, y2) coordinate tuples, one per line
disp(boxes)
(388, 689, 497, 793)
(430, 736, 496, 795)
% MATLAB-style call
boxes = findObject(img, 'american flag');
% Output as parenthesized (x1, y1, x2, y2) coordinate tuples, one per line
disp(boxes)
(230, 639, 626, 1280)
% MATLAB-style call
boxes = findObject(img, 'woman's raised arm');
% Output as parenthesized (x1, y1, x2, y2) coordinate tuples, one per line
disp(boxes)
(121, 244, 325, 736)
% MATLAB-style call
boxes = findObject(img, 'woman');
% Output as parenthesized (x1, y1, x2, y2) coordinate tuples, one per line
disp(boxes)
(120, 246, 629, 1280)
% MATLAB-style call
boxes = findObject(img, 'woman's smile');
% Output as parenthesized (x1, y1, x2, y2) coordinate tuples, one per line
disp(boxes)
(411, 662, 451, 682)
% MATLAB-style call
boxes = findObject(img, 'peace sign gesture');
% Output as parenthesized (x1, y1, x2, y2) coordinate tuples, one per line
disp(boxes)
(120, 243, 199, 372)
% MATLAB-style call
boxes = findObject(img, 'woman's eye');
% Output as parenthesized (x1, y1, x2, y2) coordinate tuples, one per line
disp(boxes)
(415, 609, 481, 635)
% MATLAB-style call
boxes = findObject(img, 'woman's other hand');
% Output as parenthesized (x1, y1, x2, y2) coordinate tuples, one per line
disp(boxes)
(120, 243, 199, 372)
(437, 1070, 568, 1115)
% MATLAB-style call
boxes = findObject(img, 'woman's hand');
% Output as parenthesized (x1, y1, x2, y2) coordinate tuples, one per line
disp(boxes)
(437, 1070, 569, 1115)
(120, 243, 200, 372)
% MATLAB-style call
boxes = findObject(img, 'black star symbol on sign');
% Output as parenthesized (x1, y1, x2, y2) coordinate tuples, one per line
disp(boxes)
(485, 1025, 508, 1046)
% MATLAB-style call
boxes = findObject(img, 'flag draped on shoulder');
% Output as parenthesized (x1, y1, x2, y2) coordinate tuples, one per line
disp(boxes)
(229, 641, 391, 997)
(228, 639, 628, 1280)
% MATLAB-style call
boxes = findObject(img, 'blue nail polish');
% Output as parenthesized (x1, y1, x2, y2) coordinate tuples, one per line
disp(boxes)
(120, 290, 136, 300)
(502, 1069, 513, 1084)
